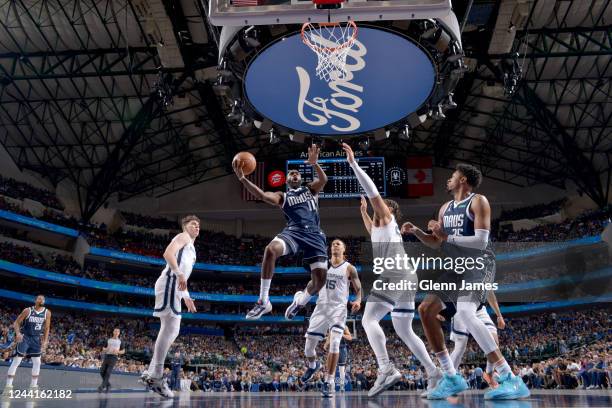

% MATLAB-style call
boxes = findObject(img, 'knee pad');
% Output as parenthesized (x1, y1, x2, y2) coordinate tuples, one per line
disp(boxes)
(304, 336, 319, 358)
(31, 356, 41, 376)
(329, 330, 342, 354)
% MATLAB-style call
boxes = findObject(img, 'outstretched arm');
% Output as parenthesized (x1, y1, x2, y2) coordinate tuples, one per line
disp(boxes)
(342, 143, 391, 224)
(306, 144, 328, 194)
(43, 309, 51, 350)
(360, 196, 373, 235)
(233, 160, 284, 206)
(401, 205, 446, 249)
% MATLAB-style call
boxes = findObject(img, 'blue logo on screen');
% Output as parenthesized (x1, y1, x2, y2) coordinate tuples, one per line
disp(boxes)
(244, 27, 436, 135)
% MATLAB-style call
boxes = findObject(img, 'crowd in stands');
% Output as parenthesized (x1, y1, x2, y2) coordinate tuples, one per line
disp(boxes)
(498, 198, 567, 222)
(121, 211, 179, 230)
(0, 175, 64, 211)
(0, 299, 609, 391)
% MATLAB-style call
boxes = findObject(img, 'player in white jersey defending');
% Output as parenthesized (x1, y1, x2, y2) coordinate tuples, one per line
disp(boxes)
(300, 239, 362, 398)
(140, 215, 199, 398)
(449, 291, 505, 388)
(342, 143, 441, 398)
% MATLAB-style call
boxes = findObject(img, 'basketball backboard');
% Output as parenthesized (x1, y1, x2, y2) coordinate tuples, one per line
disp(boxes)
(207, 0, 453, 26)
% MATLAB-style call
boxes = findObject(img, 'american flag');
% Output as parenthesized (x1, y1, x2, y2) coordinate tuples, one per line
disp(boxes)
(242, 162, 265, 201)
(232, 0, 261, 6)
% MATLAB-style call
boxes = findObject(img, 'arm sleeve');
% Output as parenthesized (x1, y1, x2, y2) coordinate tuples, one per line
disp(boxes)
(447, 229, 490, 250)
(349, 161, 379, 199)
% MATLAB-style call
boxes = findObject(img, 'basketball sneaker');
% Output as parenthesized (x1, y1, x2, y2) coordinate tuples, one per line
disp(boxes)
(301, 361, 321, 383)
(339, 382, 346, 392)
(245, 299, 272, 320)
(284, 291, 305, 320)
(427, 373, 469, 399)
(368, 365, 402, 397)
(149, 377, 174, 398)
(139, 370, 154, 387)
(484, 373, 530, 400)
(321, 381, 334, 398)
(483, 371, 499, 389)
(421, 368, 443, 398)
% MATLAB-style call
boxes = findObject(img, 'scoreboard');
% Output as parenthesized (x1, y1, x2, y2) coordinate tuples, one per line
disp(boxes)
(286, 158, 386, 199)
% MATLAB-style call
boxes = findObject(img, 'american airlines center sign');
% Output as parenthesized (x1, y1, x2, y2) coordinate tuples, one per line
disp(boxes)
(244, 26, 436, 136)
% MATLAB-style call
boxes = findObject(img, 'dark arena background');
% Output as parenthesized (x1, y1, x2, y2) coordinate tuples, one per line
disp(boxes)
(0, 0, 610, 407)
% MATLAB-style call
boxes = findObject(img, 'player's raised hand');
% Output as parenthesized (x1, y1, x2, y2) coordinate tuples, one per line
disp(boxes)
(430, 221, 448, 240)
(401, 221, 417, 235)
(232, 158, 245, 180)
(360, 195, 368, 212)
(184, 297, 197, 313)
(350, 300, 361, 314)
(306, 144, 320, 165)
(341, 143, 355, 164)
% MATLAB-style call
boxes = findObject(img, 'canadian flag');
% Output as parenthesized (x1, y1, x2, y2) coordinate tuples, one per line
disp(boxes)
(406, 157, 433, 197)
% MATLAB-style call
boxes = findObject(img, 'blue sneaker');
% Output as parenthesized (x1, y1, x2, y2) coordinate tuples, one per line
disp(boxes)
(484, 373, 530, 400)
(427, 373, 468, 399)
(301, 361, 321, 383)
(245, 299, 272, 320)
(321, 381, 334, 398)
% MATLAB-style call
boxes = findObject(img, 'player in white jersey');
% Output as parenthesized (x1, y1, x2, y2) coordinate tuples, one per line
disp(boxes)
(342, 143, 441, 398)
(449, 291, 505, 388)
(141, 215, 199, 398)
(301, 239, 362, 398)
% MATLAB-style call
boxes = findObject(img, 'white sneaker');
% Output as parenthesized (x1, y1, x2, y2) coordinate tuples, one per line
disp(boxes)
(2, 384, 13, 396)
(139, 370, 154, 387)
(29, 384, 39, 392)
(284, 291, 305, 320)
(421, 368, 443, 398)
(149, 377, 174, 398)
(367, 365, 402, 397)
(246, 300, 273, 320)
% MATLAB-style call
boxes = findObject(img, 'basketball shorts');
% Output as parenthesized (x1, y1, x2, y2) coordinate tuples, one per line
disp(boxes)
(432, 256, 496, 311)
(153, 272, 182, 318)
(338, 344, 349, 366)
(450, 305, 497, 342)
(16, 337, 41, 357)
(276, 227, 328, 268)
(369, 269, 417, 308)
(305, 303, 347, 340)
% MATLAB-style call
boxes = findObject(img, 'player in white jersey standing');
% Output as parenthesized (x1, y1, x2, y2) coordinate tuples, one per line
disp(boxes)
(300, 239, 362, 398)
(342, 143, 441, 398)
(141, 215, 199, 398)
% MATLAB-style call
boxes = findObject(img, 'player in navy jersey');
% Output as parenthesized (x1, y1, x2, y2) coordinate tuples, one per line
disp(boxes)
(3, 295, 51, 395)
(233, 144, 329, 320)
(403, 164, 529, 400)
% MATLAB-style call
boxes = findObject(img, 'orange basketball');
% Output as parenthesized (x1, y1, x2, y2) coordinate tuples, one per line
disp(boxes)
(233, 151, 257, 175)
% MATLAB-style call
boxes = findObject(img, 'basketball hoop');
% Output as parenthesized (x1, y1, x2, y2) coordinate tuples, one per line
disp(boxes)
(301, 20, 358, 83)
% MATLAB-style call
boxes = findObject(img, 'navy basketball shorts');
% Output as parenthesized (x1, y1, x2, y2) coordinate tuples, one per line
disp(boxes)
(276, 227, 328, 269)
(16, 337, 42, 357)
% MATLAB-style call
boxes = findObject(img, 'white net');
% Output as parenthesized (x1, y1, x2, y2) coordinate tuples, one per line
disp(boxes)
(301, 21, 358, 82)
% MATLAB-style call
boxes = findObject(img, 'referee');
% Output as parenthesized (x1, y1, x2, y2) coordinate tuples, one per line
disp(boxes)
(98, 328, 125, 392)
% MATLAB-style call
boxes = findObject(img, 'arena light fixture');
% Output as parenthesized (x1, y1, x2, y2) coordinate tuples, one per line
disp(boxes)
(269, 128, 280, 144)
(400, 124, 410, 141)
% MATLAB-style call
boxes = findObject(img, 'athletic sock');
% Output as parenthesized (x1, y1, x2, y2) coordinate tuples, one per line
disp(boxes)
(435, 350, 457, 376)
(486, 361, 494, 374)
(493, 359, 513, 377)
(296, 290, 312, 306)
(6, 377, 13, 386)
(259, 279, 272, 303)
(30, 377, 38, 387)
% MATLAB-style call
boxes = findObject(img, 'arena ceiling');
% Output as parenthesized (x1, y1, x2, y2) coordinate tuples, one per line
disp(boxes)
(0, 0, 610, 220)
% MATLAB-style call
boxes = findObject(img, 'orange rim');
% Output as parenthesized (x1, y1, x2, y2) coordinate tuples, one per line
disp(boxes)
(301, 21, 357, 53)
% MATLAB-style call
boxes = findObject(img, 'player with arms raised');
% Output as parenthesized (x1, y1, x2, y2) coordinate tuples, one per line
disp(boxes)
(342, 143, 441, 397)
(233, 145, 329, 320)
